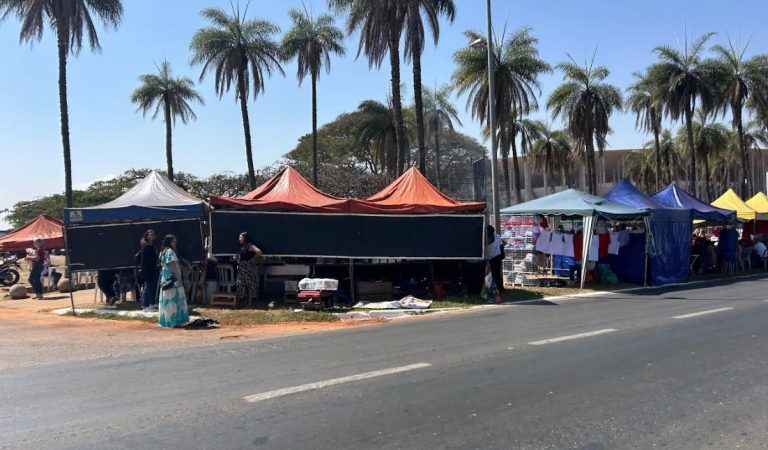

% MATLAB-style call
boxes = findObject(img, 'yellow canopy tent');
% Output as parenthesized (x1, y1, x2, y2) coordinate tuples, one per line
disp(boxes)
(746, 192, 768, 214)
(711, 188, 768, 221)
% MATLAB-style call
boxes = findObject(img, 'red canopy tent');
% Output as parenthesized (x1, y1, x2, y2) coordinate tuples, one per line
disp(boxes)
(209, 166, 353, 213)
(0, 214, 64, 252)
(356, 167, 485, 214)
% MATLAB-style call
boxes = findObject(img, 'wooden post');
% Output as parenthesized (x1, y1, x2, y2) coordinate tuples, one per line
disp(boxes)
(348, 258, 355, 303)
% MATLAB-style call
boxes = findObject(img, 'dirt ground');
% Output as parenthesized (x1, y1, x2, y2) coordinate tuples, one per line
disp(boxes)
(0, 287, 379, 371)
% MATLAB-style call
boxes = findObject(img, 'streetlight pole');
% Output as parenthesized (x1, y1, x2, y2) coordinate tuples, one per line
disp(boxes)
(485, 0, 501, 230)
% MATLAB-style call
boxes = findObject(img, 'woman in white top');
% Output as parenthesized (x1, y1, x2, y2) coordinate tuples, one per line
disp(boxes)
(485, 225, 505, 294)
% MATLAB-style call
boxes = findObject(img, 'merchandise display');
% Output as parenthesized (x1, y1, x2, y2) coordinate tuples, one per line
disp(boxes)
(501, 215, 540, 286)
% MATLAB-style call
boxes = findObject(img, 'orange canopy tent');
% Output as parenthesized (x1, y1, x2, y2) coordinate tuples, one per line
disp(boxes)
(210, 166, 485, 214)
(0, 214, 64, 252)
(209, 166, 353, 213)
(356, 167, 486, 214)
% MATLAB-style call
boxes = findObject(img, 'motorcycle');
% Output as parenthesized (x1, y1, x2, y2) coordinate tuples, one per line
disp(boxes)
(0, 254, 21, 286)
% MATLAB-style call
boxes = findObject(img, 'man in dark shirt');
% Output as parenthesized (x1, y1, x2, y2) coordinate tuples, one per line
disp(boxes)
(138, 230, 159, 312)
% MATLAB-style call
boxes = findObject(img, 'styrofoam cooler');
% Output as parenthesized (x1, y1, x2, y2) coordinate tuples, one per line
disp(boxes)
(298, 278, 339, 291)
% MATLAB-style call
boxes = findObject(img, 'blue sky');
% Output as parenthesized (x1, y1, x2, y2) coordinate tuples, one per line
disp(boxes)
(1, 0, 766, 228)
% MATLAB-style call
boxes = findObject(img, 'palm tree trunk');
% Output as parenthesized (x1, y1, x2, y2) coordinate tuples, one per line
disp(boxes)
(702, 152, 712, 201)
(736, 109, 750, 197)
(561, 167, 567, 191)
(237, 68, 256, 189)
(164, 97, 174, 182)
(585, 137, 597, 195)
(312, 72, 319, 187)
(685, 106, 697, 198)
(499, 128, 512, 206)
(389, 33, 407, 175)
(652, 122, 662, 189)
(434, 126, 441, 189)
(408, 0, 427, 173)
(57, 30, 73, 208)
(510, 134, 523, 203)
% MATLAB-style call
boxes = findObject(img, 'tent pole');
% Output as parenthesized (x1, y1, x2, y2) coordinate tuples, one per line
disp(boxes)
(63, 225, 76, 315)
(644, 225, 649, 287)
(349, 258, 355, 303)
(580, 216, 595, 290)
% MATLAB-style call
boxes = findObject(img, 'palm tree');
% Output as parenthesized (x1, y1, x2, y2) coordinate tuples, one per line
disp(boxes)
(330, 0, 408, 175)
(423, 84, 461, 187)
(529, 123, 571, 194)
(452, 27, 551, 204)
(627, 69, 665, 188)
(401, 0, 456, 173)
(0, 0, 123, 207)
(547, 56, 623, 195)
(130, 61, 204, 183)
(355, 99, 401, 175)
(624, 149, 657, 194)
(709, 39, 768, 197)
(675, 110, 730, 201)
(190, 6, 283, 189)
(651, 32, 718, 198)
(281, 8, 345, 187)
(657, 129, 679, 185)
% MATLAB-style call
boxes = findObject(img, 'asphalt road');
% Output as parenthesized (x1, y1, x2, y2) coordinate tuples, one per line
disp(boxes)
(2, 277, 768, 449)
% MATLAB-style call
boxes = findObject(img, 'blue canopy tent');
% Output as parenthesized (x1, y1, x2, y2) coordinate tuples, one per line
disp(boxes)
(606, 179, 693, 286)
(500, 189, 649, 289)
(63, 171, 205, 225)
(62, 171, 206, 271)
(650, 183, 736, 223)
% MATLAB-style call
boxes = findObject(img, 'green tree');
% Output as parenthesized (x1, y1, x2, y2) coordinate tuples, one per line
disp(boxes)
(329, 0, 408, 174)
(656, 129, 679, 185)
(627, 69, 665, 188)
(402, 0, 456, 173)
(190, 6, 283, 189)
(355, 99, 412, 174)
(130, 61, 204, 182)
(651, 32, 718, 198)
(529, 123, 571, 194)
(452, 27, 550, 203)
(423, 84, 462, 187)
(709, 39, 768, 197)
(547, 56, 623, 195)
(280, 8, 345, 186)
(0, 0, 123, 208)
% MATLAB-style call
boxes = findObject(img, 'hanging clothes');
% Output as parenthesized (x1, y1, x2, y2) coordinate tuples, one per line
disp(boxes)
(560, 233, 575, 257)
(588, 237, 600, 261)
(599, 234, 610, 259)
(536, 229, 553, 254)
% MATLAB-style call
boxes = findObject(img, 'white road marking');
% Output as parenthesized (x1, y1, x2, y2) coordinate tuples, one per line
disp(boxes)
(528, 329, 618, 346)
(243, 363, 432, 403)
(672, 307, 734, 319)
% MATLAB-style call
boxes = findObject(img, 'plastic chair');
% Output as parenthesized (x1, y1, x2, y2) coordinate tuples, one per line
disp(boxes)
(210, 264, 237, 308)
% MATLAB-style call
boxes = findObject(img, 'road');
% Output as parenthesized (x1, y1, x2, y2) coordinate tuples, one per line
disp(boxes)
(2, 277, 768, 449)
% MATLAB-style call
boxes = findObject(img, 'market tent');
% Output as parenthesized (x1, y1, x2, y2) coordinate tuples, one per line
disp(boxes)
(651, 183, 736, 223)
(605, 179, 692, 286)
(501, 188, 648, 289)
(0, 215, 64, 252)
(63, 171, 206, 225)
(357, 167, 486, 214)
(210, 166, 352, 213)
(746, 192, 768, 214)
(711, 188, 766, 221)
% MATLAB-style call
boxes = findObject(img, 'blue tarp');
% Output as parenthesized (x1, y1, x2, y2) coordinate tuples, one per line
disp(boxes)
(604, 233, 646, 284)
(606, 179, 692, 286)
(63, 171, 205, 225)
(651, 183, 736, 223)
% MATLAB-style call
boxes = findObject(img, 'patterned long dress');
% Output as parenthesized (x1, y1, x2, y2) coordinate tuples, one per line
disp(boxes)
(158, 248, 189, 328)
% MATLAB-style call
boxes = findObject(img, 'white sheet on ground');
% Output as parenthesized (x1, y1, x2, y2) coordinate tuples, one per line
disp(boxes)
(354, 295, 433, 310)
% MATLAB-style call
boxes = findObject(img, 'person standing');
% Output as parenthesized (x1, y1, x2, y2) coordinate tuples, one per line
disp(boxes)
(158, 235, 189, 328)
(25, 239, 47, 300)
(485, 225, 505, 297)
(236, 232, 262, 306)
(139, 230, 159, 313)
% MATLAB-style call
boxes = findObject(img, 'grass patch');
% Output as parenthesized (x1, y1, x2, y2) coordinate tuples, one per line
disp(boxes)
(64, 311, 157, 324)
(193, 308, 339, 326)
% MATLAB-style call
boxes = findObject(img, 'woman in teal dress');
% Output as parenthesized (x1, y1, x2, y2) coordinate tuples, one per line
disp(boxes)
(158, 234, 189, 328)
